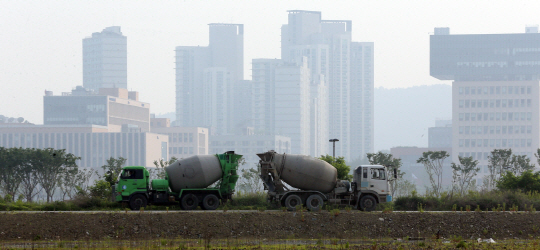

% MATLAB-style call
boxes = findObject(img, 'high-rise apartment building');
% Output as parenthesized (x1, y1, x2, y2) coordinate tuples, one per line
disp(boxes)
(83, 26, 127, 91)
(175, 24, 244, 135)
(350, 42, 374, 160)
(430, 27, 540, 183)
(280, 10, 373, 160)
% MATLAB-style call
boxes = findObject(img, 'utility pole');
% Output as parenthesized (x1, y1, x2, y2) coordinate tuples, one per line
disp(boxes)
(329, 139, 339, 158)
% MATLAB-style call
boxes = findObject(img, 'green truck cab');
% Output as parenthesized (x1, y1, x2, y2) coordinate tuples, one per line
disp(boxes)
(113, 152, 242, 210)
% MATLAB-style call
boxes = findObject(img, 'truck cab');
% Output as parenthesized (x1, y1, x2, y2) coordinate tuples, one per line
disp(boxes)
(113, 166, 152, 210)
(353, 165, 392, 210)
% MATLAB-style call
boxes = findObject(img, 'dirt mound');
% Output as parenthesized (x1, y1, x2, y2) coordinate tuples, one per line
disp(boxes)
(0, 211, 538, 241)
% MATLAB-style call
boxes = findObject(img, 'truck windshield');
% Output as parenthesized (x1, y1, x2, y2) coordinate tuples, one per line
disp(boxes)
(120, 169, 142, 179)
(371, 168, 386, 180)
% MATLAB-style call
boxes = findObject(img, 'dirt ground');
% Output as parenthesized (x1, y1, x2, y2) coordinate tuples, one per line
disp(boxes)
(0, 211, 539, 241)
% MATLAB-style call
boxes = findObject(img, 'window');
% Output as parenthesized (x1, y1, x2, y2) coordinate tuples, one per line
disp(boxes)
(509, 86, 513, 94)
(528, 112, 532, 121)
(528, 126, 532, 134)
(502, 139, 507, 147)
(502, 126, 507, 134)
(471, 100, 476, 108)
(502, 112, 507, 120)
(527, 86, 531, 94)
(489, 100, 495, 108)
(465, 100, 470, 108)
(477, 139, 482, 147)
(496, 99, 501, 107)
(363, 168, 368, 179)
(490, 86, 495, 94)
(509, 99, 513, 108)
(527, 99, 531, 107)
(465, 113, 470, 121)
(459, 100, 464, 108)
(120, 169, 143, 179)
(483, 87, 488, 94)
(483, 99, 488, 107)
(465, 87, 470, 94)
(371, 169, 386, 180)
(465, 126, 470, 134)
(459, 126, 463, 134)
(459, 139, 464, 147)
(459, 87, 464, 94)
(478, 100, 482, 107)
(484, 113, 488, 121)
(490, 126, 494, 134)
(489, 113, 494, 121)
(465, 139, 470, 147)
(508, 125, 513, 134)
(502, 99, 507, 107)
(459, 113, 464, 121)
(502, 86, 507, 94)
(496, 86, 500, 94)
(521, 99, 525, 107)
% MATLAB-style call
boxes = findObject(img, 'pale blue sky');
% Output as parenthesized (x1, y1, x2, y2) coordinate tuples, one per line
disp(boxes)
(1, 0, 538, 126)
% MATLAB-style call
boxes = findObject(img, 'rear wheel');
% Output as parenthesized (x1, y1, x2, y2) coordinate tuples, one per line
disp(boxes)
(202, 194, 220, 210)
(129, 194, 147, 211)
(180, 193, 199, 210)
(284, 194, 302, 211)
(306, 194, 324, 211)
(358, 195, 377, 211)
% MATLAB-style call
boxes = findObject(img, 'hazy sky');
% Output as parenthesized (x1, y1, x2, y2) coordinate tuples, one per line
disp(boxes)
(1, 0, 539, 125)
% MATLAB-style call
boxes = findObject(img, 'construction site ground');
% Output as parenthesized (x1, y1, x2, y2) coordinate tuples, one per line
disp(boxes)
(0, 211, 539, 242)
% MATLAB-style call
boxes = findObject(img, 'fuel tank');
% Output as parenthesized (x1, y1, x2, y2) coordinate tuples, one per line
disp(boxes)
(165, 155, 222, 193)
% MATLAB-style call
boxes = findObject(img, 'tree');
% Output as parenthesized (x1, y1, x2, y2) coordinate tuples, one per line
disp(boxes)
(417, 151, 449, 197)
(237, 167, 263, 194)
(508, 154, 535, 176)
(20, 148, 43, 202)
(497, 170, 540, 193)
(486, 149, 512, 190)
(319, 155, 352, 181)
(100, 157, 127, 187)
(59, 168, 95, 200)
(152, 156, 178, 179)
(451, 156, 480, 196)
(534, 148, 540, 167)
(366, 152, 403, 197)
(393, 179, 417, 198)
(0, 147, 25, 201)
(34, 148, 80, 202)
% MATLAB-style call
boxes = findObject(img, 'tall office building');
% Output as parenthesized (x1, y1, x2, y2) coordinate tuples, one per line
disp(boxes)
(280, 10, 373, 160)
(83, 26, 127, 91)
(251, 59, 282, 135)
(175, 24, 244, 135)
(430, 27, 540, 184)
(350, 42, 374, 160)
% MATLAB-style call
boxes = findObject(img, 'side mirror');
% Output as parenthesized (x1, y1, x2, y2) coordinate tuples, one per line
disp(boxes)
(394, 168, 398, 179)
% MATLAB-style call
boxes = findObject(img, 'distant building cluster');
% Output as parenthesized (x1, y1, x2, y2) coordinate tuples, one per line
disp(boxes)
(176, 10, 374, 161)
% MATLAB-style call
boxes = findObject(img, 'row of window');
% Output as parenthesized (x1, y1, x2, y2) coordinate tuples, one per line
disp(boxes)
(459, 125, 532, 135)
(458, 86, 532, 95)
(168, 133, 194, 143)
(458, 151, 533, 161)
(458, 99, 531, 108)
(459, 138, 532, 148)
(458, 112, 532, 121)
(169, 147, 194, 155)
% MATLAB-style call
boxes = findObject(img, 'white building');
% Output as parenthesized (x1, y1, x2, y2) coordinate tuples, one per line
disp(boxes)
(280, 10, 373, 160)
(83, 26, 127, 91)
(350, 42, 374, 160)
(274, 59, 312, 155)
(175, 24, 243, 135)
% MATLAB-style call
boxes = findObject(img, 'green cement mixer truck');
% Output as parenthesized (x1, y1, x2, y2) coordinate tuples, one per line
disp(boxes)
(112, 151, 242, 210)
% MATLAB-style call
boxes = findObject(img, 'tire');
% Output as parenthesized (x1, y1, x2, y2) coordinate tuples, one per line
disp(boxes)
(358, 195, 377, 211)
(129, 194, 147, 211)
(306, 194, 324, 211)
(284, 194, 302, 211)
(180, 193, 199, 210)
(202, 194, 220, 210)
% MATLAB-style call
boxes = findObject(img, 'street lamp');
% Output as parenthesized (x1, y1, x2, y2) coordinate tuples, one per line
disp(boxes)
(329, 139, 339, 158)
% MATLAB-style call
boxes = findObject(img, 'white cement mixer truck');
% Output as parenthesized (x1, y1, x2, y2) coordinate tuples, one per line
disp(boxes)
(257, 151, 394, 211)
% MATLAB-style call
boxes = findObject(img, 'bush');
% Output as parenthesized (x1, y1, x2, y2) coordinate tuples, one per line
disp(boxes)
(497, 170, 540, 193)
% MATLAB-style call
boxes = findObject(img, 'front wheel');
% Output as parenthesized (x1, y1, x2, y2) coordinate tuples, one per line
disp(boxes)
(180, 194, 199, 210)
(129, 194, 148, 210)
(358, 195, 377, 211)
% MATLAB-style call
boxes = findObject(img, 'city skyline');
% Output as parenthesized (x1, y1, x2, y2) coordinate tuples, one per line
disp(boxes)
(3, 1, 540, 152)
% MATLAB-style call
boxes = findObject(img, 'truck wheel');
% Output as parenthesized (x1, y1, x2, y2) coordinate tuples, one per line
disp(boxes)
(202, 194, 220, 210)
(284, 194, 302, 211)
(359, 195, 377, 211)
(129, 194, 147, 211)
(180, 194, 199, 210)
(306, 194, 324, 211)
